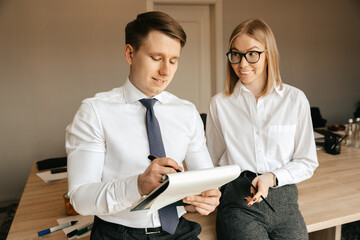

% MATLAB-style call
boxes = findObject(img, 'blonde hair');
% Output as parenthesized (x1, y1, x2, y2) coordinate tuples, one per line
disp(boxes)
(224, 19, 282, 96)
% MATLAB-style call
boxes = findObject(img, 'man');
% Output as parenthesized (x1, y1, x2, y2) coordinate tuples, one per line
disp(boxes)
(66, 11, 221, 239)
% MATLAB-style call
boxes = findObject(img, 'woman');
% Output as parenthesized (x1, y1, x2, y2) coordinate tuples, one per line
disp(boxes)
(206, 19, 318, 240)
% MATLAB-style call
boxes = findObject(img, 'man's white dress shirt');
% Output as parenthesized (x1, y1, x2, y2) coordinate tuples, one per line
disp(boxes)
(206, 81, 318, 186)
(66, 79, 213, 228)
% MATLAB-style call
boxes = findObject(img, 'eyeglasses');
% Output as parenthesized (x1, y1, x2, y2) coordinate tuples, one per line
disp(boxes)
(226, 50, 266, 64)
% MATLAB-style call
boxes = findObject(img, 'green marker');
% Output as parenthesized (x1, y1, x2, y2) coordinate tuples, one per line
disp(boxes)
(77, 223, 93, 235)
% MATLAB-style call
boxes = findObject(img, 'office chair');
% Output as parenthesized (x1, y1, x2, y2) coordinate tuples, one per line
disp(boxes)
(354, 106, 360, 119)
(200, 113, 207, 130)
(310, 107, 327, 129)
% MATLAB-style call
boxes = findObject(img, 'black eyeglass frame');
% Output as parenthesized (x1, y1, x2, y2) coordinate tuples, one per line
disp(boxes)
(226, 50, 267, 64)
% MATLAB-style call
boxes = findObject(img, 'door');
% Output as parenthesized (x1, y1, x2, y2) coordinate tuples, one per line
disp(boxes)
(155, 4, 212, 113)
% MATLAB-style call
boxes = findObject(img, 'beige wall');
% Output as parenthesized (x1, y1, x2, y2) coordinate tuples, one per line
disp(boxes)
(223, 0, 360, 123)
(0, 0, 146, 201)
(0, 0, 359, 202)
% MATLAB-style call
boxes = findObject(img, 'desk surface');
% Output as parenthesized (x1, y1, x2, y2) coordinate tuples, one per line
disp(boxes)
(7, 147, 360, 240)
(298, 146, 360, 233)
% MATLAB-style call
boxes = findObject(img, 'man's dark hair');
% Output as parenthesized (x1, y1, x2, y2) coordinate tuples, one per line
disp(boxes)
(125, 11, 186, 51)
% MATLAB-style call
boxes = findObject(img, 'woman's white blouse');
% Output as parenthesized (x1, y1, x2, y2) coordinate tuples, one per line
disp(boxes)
(206, 81, 318, 186)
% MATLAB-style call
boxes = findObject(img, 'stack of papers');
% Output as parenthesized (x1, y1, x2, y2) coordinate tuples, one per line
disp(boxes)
(36, 171, 67, 183)
(314, 131, 325, 150)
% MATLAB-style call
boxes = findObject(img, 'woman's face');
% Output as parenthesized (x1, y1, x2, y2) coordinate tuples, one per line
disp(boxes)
(230, 34, 267, 94)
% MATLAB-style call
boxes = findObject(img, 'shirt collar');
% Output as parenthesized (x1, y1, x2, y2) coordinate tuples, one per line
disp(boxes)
(273, 83, 283, 97)
(234, 79, 284, 98)
(234, 80, 250, 96)
(123, 78, 167, 104)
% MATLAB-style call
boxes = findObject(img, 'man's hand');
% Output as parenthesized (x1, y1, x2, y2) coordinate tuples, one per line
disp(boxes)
(183, 188, 221, 215)
(244, 172, 275, 207)
(137, 157, 182, 196)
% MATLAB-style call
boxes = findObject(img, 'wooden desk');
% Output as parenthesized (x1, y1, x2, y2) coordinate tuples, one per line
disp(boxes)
(7, 164, 71, 240)
(300, 146, 360, 240)
(7, 147, 360, 240)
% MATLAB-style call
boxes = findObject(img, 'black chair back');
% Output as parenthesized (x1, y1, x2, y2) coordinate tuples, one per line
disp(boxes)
(200, 113, 207, 130)
(311, 107, 327, 128)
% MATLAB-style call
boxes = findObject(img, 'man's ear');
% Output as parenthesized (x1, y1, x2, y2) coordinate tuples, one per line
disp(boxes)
(124, 44, 134, 65)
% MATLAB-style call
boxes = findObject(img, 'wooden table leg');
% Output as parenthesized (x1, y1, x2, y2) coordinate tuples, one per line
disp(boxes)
(309, 225, 341, 240)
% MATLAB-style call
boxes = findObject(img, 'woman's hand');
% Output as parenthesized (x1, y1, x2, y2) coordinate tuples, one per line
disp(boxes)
(244, 172, 275, 207)
(183, 188, 221, 215)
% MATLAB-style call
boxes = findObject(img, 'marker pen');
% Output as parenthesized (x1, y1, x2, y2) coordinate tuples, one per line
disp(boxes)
(77, 223, 93, 235)
(38, 221, 78, 236)
(147, 155, 181, 172)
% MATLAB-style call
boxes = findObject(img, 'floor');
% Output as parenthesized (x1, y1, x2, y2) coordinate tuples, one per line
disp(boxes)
(0, 200, 359, 239)
(0, 200, 18, 240)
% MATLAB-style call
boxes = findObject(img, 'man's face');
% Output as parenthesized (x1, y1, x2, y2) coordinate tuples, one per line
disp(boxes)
(125, 30, 181, 97)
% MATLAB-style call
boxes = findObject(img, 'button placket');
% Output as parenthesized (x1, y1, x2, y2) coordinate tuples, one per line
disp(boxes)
(246, 93, 261, 171)
(254, 97, 266, 170)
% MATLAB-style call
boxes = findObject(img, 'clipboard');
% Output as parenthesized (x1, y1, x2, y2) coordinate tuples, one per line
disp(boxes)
(131, 165, 241, 214)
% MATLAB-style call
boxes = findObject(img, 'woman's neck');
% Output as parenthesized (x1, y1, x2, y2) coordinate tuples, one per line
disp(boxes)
(244, 81, 266, 100)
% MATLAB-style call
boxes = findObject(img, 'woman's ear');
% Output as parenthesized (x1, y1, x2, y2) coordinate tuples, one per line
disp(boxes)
(124, 44, 134, 65)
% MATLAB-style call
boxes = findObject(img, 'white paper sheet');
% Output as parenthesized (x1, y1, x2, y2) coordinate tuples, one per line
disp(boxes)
(314, 131, 324, 139)
(147, 165, 241, 214)
(36, 171, 67, 183)
(57, 215, 94, 239)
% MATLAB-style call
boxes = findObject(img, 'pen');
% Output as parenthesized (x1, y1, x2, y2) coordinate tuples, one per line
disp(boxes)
(67, 222, 94, 237)
(66, 228, 78, 238)
(148, 155, 181, 182)
(77, 223, 93, 235)
(244, 177, 277, 213)
(330, 134, 348, 150)
(38, 220, 78, 236)
(148, 154, 157, 161)
(147, 155, 181, 173)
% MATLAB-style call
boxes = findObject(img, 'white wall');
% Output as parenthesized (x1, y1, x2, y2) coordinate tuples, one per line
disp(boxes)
(0, 0, 359, 202)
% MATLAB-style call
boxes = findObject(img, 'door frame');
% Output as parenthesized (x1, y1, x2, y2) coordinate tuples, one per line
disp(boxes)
(146, 0, 224, 95)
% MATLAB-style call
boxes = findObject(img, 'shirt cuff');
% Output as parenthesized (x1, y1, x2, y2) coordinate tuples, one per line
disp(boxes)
(272, 168, 293, 187)
(123, 175, 142, 203)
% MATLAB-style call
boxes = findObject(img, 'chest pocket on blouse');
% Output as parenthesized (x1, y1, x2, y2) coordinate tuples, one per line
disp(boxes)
(267, 124, 296, 160)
